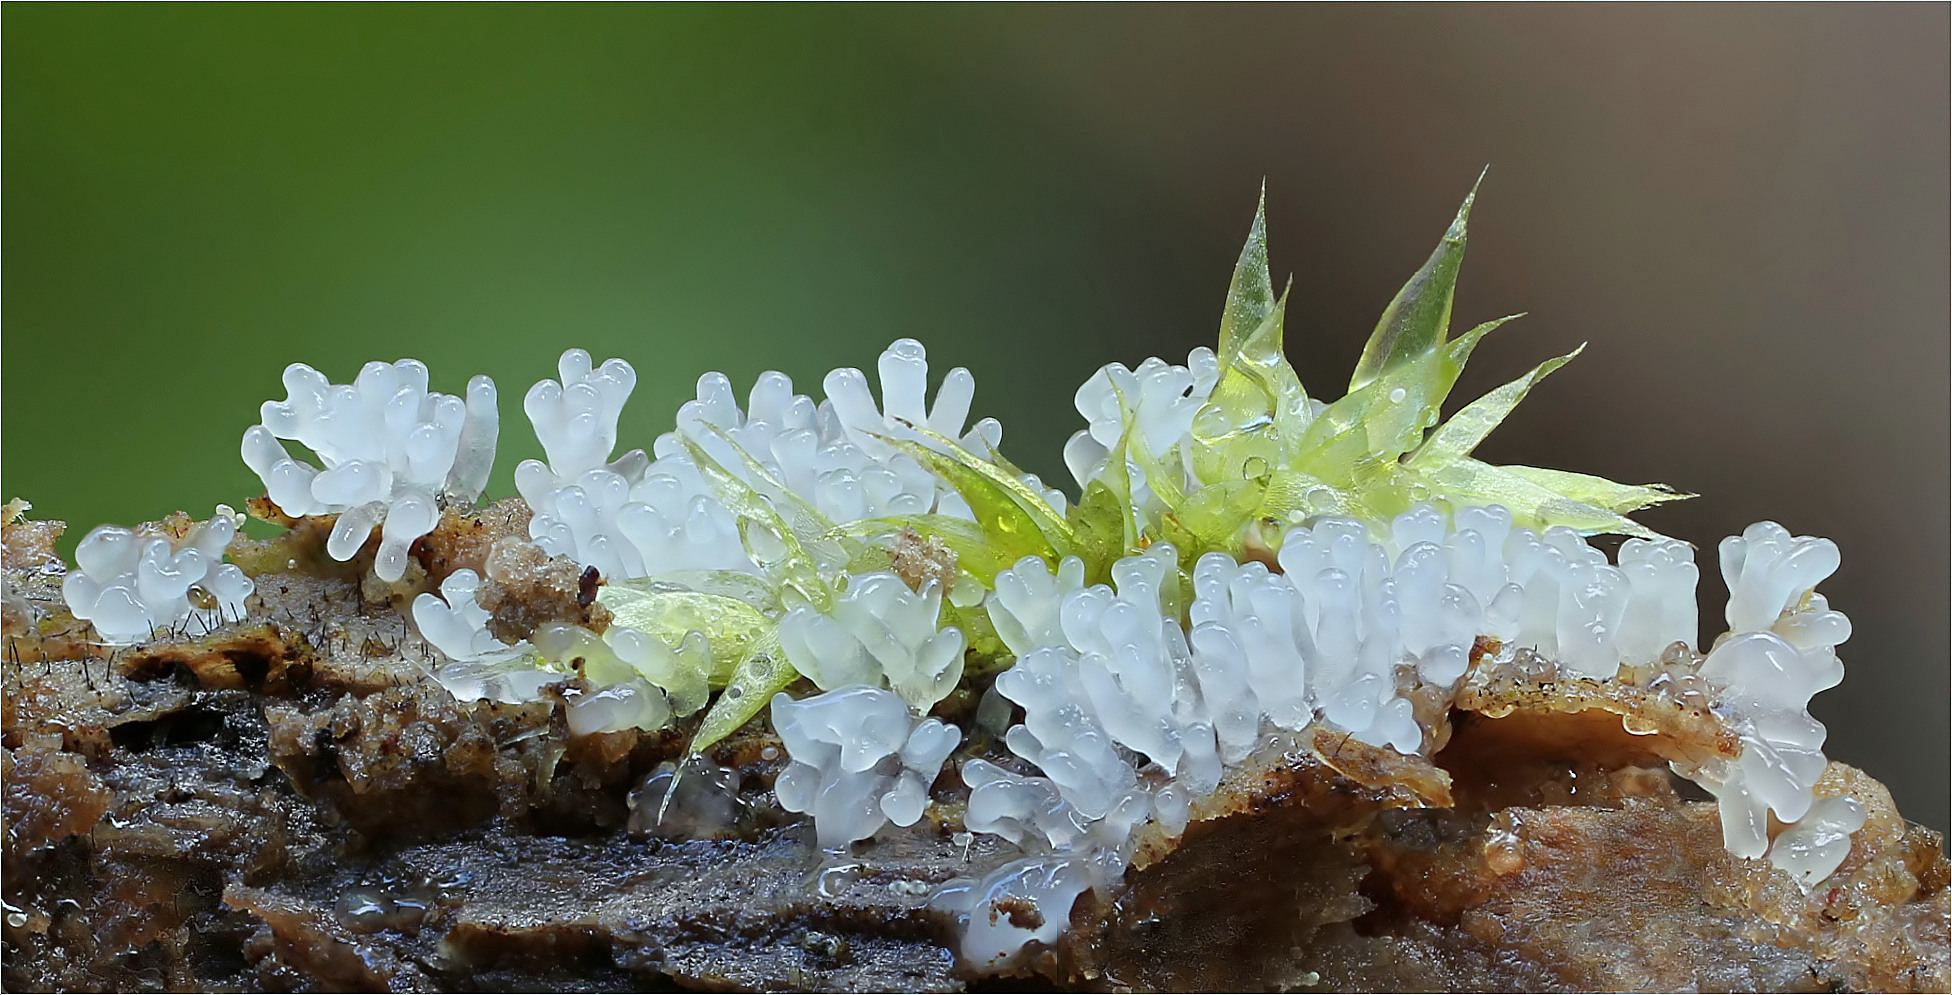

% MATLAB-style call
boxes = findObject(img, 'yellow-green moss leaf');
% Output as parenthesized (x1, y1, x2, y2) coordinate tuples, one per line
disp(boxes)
(688, 627, 795, 756)
(677, 435, 835, 613)
(885, 426, 1077, 555)
(690, 427, 849, 574)
(1219, 182, 1277, 358)
(1166, 478, 1268, 560)
(1499, 465, 1693, 515)
(1193, 285, 1313, 486)
(838, 514, 1029, 588)
(1408, 340, 1580, 470)
(1067, 481, 1131, 583)
(1296, 315, 1517, 486)
(1416, 457, 1661, 538)
(1252, 467, 1350, 526)
(597, 583, 769, 686)
(1349, 174, 1481, 392)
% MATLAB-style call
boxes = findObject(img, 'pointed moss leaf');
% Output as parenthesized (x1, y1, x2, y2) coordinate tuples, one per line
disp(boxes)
(1156, 514, 1200, 566)
(1500, 465, 1694, 514)
(1192, 286, 1313, 485)
(634, 570, 781, 615)
(1219, 183, 1276, 357)
(969, 441, 1034, 487)
(1335, 462, 1443, 526)
(841, 542, 897, 581)
(1252, 467, 1351, 526)
(688, 627, 795, 757)
(1166, 478, 1268, 559)
(1068, 481, 1128, 555)
(1408, 341, 1582, 469)
(597, 583, 769, 686)
(1068, 481, 1131, 584)
(1297, 315, 1518, 486)
(692, 425, 850, 570)
(1118, 392, 1186, 517)
(838, 514, 1035, 588)
(1416, 457, 1663, 539)
(955, 425, 1042, 490)
(1260, 461, 1431, 535)
(1350, 176, 1482, 391)
(1089, 376, 1151, 554)
(897, 443, 1061, 569)
(882, 424, 1079, 554)
(676, 435, 835, 613)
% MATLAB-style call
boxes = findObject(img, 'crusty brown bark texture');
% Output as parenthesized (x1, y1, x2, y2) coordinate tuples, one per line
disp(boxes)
(3, 505, 1946, 993)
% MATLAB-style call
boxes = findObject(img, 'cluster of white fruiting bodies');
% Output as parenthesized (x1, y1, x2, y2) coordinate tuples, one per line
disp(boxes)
(65, 358, 497, 645)
(1699, 522, 1857, 879)
(431, 341, 1854, 970)
(410, 340, 1023, 746)
(512, 340, 1041, 585)
(1062, 348, 1222, 517)
(60, 507, 255, 645)
(924, 351, 1854, 969)
(56, 334, 1859, 973)
(771, 685, 962, 849)
(942, 514, 1846, 968)
(241, 359, 500, 581)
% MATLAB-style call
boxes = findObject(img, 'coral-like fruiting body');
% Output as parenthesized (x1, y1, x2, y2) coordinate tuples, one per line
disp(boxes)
(770, 685, 962, 848)
(242, 359, 499, 581)
(61, 507, 253, 645)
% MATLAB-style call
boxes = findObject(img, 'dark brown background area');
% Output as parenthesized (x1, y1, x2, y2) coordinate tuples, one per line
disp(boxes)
(6, 6, 1946, 828)
(931, 5, 1949, 829)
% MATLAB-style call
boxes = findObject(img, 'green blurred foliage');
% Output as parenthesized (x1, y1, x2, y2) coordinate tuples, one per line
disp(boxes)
(2, 6, 1196, 552)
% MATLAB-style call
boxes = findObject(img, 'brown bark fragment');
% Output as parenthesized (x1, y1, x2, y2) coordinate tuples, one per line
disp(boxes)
(474, 536, 613, 644)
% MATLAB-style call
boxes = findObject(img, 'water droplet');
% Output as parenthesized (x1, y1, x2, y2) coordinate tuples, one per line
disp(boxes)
(1388, 387, 1408, 403)
(333, 890, 391, 933)
(628, 757, 752, 841)
(6, 912, 26, 928)
(1659, 641, 1701, 673)
(815, 862, 864, 899)
(1192, 406, 1232, 440)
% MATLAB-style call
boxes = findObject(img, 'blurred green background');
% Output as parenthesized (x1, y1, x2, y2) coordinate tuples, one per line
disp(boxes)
(5, 7, 1946, 830)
